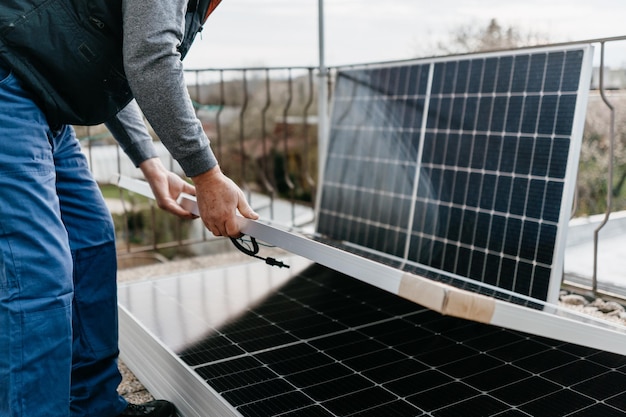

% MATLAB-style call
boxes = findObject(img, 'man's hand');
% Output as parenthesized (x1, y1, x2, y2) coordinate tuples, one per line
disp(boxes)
(139, 157, 198, 219)
(192, 165, 259, 237)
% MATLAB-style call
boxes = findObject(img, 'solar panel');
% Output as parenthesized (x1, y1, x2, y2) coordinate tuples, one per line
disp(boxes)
(316, 45, 593, 304)
(118, 258, 626, 417)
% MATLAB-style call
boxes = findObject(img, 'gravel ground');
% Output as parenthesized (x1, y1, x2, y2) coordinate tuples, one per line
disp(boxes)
(559, 291, 626, 326)
(115, 252, 626, 404)
(117, 359, 154, 404)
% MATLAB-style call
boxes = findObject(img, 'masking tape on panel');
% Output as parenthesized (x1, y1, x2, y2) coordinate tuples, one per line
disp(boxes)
(441, 287, 495, 323)
(398, 273, 495, 323)
(397, 273, 448, 312)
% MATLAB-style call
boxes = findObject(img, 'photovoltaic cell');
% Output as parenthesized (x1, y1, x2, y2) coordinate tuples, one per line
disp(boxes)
(317, 45, 592, 303)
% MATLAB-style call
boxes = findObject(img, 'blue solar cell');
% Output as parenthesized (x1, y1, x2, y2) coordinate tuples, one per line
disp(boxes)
(479, 174, 497, 209)
(466, 173, 483, 207)
(470, 134, 488, 168)
(503, 217, 523, 257)
(544, 181, 565, 222)
(475, 96, 493, 132)
(514, 137, 534, 175)
(521, 94, 541, 133)
(538, 94, 559, 134)
(510, 177, 529, 216)
(496, 55, 514, 93)
(511, 54, 530, 92)
(562, 50, 584, 91)
(530, 53, 548, 90)
(499, 136, 518, 171)
(530, 138, 551, 176)
(556, 94, 577, 134)
(506, 95, 524, 132)
(491, 96, 508, 131)
(484, 135, 502, 171)
(488, 215, 507, 253)
(550, 137, 571, 178)
(494, 175, 513, 213)
(465, 59, 482, 91)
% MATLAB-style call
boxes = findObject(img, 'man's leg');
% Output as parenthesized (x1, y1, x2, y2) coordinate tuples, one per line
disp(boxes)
(54, 123, 175, 417)
(0, 63, 74, 417)
(51, 125, 128, 417)
(0, 61, 175, 417)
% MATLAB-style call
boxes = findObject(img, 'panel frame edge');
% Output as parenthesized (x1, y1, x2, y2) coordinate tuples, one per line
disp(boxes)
(118, 304, 242, 417)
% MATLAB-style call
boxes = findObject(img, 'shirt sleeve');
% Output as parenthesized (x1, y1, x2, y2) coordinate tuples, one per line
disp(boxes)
(119, 0, 218, 177)
(105, 100, 159, 167)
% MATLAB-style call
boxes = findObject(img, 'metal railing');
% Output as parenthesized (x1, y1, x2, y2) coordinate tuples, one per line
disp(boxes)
(80, 65, 325, 267)
(81, 36, 626, 297)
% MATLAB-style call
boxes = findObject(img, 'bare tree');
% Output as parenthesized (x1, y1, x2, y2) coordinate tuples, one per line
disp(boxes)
(437, 18, 550, 55)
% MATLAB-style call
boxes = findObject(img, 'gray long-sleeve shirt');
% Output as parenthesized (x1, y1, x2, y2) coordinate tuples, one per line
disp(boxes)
(106, 0, 217, 178)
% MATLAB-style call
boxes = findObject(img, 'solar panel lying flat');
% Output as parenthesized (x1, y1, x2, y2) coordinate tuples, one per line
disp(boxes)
(118, 258, 626, 417)
(317, 44, 592, 304)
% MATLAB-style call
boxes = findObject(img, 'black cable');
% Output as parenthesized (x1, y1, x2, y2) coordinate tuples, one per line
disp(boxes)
(230, 236, 289, 268)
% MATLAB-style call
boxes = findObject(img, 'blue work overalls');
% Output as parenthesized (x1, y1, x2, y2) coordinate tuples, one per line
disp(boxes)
(0, 62, 127, 417)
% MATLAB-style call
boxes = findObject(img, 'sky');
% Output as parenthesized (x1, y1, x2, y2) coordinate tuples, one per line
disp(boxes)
(183, 0, 626, 70)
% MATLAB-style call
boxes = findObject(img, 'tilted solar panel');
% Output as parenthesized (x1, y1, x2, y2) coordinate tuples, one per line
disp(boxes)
(316, 45, 593, 304)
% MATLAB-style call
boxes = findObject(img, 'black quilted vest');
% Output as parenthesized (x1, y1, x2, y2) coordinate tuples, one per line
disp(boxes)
(0, 0, 216, 126)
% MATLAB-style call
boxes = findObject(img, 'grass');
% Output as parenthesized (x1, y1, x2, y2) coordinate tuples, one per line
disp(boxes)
(99, 183, 151, 204)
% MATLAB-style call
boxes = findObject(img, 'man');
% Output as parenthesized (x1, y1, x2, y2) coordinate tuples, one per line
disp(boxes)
(0, 0, 257, 416)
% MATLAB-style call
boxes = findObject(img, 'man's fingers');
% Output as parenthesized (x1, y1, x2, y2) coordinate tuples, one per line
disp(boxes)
(181, 180, 196, 196)
(224, 217, 243, 238)
(155, 194, 197, 219)
(206, 222, 222, 237)
(236, 191, 259, 220)
(238, 204, 259, 220)
(205, 215, 245, 238)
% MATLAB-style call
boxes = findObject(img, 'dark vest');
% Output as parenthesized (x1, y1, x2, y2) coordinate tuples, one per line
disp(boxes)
(0, 0, 216, 127)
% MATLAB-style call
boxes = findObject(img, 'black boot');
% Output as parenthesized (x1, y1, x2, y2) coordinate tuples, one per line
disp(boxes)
(118, 400, 176, 417)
